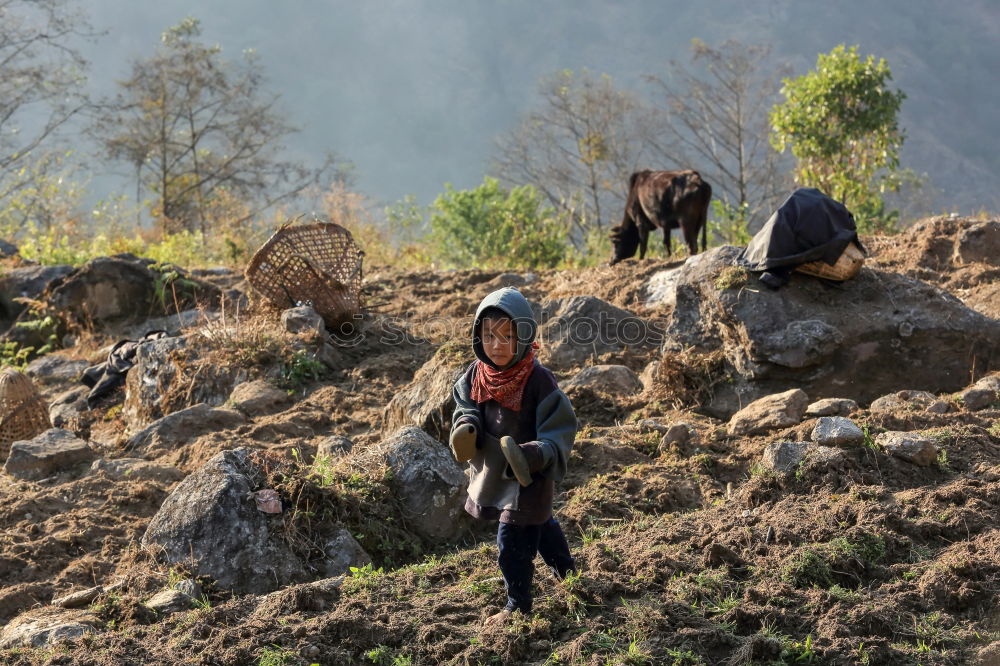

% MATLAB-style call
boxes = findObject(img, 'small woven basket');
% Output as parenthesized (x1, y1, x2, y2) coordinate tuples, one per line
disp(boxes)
(245, 220, 364, 327)
(795, 242, 865, 281)
(0, 367, 51, 460)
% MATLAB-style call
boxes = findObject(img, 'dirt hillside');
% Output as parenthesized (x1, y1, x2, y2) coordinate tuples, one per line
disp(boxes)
(0, 217, 998, 666)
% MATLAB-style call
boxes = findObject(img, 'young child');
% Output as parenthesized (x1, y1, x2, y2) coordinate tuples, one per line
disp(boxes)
(450, 287, 577, 624)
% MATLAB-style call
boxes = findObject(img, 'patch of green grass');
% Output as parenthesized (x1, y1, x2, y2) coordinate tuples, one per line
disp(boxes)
(279, 350, 326, 390)
(258, 645, 299, 666)
(827, 584, 862, 603)
(342, 563, 386, 595)
(664, 647, 705, 665)
(714, 265, 749, 290)
(781, 531, 886, 588)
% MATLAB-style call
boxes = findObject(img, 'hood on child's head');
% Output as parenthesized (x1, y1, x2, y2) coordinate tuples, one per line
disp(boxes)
(472, 287, 537, 370)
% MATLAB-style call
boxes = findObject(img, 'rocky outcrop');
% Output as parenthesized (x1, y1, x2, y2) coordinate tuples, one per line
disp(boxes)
(0, 265, 73, 325)
(657, 246, 1000, 418)
(382, 342, 468, 442)
(538, 296, 658, 371)
(373, 427, 468, 542)
(561, 365, 643, 395)
(141, 448, 308, 595)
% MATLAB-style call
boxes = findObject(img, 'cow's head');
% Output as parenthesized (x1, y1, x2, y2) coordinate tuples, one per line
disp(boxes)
(608, 224, 639, 266)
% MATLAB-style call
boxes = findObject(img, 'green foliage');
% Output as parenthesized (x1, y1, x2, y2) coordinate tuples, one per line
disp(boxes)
(770, 45, 906, 233)
(714, 265, 749, 290)
(279, 350, 326, 390)
(428, 176, 569, 269)
(781, 531, 886, 588)
(258, 645, 299, 666)
(708, 199, 752, 247)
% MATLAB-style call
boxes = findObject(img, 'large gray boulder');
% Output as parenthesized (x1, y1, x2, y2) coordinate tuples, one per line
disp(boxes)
(561, 365, 644, 395)
(374, 427, 468, 542)
(382, 342, 468, 442)
(124, 403, 246, 456)
(658, 245, 1000, 417)
(538, 296, 658, 370)
(141, 448, 308, 594)
(47, 255, 220, 332)
(0, 265, 73, 324)
(3, 429, 97, 480)
(123, 336, 245, 432)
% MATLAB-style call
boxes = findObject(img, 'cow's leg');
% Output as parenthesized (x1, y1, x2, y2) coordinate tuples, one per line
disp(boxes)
(638, 224, 650, 259)
(683, 222, 699, 256)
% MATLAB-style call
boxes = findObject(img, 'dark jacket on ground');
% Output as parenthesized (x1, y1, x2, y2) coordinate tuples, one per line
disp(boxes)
(451, 288, 577, 525)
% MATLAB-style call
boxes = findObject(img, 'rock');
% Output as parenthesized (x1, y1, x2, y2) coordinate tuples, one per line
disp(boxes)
(639, 360, 660, 392)
(89, 458, 183, 484)
(869, 390, 939, 413)
(960, 374, 1000, 411)
(0, 264, 73, 324)
(47, 255, 219, 332)
(561, 365, 643, 395)
(124, 403, 246, 456)
(374, 427, 468, 542)
(0, 239, 18, 257)
(141, 448, 308, 595)
(539, 296, 658, 370)
(48, 386, 90, 429)
(316, 435, 353, 460)
(123, 336, 245, 431)
(485, 272, 538, 289)
(926, 399, 952, 414)
(282, 306, 327, 337)
(24, 356, 88, 386)
(659, 245, 1000, 418)
(0, 609, 99, 648)
(727, 389, 809, 436)
(876, 432, 938, 466)
(660, 424, 692, 447)
(811, 417, 865, 447)
(804, 398, 858, 417)
(3, 428, 97, 480)
(228, 380, 292, 417)
(382, 342, 468, 442)
(974, 641, 1000, 666)
(145, 589, 194, 615)
(322, 527, 372, 577)
(761, 441, 808, 475)
(174, 579, 202, 599)
(52, 586, 103, 609)
(645, 267, 683, 307)
(954, 221, 1000, 266)
(123, 308, 217, 338)
(635, 419, 668, 435)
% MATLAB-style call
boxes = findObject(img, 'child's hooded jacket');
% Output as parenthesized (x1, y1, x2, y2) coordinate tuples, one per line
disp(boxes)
(451, 287, 577, 525)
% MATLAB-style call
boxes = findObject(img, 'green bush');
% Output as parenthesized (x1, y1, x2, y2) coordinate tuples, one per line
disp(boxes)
(428, 176, 568, 269)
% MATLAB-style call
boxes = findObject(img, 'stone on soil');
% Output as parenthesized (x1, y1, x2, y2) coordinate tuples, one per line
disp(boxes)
(24, 356, 89, 386)
(3, 428, 97, 480)
(539, 296, 657, 370)
(124, 403, 246, 455)
(761, 441, 808, 475)
(869, 390, 939, 412)
(90, 458, 183, 484)
(227, 379, 292, 417)
(811, 416, 865, 447)
(322, 527, 372, 577)
(960, 374, 1000, 411)
(141, 447, 308, 595)
(145, 589, 195, 615)
(282, 305, 327, 337)
(804, 398, 858, 417)
(52, 586, 103, 609)
(876, 431, 939, 466)
(0, 609, 99, 648)
(727, 389, 809, 436)
(48, 386, 90, 429)
(316, 435, 353, 459)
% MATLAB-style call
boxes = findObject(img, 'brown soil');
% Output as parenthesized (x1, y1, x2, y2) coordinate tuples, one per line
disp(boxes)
(1, 219, 999, 665)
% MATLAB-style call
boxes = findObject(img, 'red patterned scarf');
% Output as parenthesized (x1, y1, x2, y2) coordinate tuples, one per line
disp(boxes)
(471, 343, 539, 411)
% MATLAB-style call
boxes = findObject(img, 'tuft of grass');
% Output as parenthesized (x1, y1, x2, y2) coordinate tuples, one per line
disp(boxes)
(258, 645, 299, 666)
(714, 265, 749, 290)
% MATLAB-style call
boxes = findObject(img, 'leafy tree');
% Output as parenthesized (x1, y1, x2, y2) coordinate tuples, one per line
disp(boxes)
(493, 69, 646, 238)
(428, 177, 567, 269)
(646, 39, 791, 237)
(95, 17, 342, 234)
(0, 0, 92, 235)
(770, 45, 906, 232)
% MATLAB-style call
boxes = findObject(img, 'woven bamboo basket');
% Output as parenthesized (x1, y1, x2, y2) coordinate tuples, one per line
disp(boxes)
(795, 241, 865, 281)
(0, 367, 51, 460)
(245, 220, 364, 327)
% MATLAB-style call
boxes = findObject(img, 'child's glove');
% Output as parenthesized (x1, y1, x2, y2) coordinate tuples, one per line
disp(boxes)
(450, 422, 477, 463)
(500, 436, 547, 487)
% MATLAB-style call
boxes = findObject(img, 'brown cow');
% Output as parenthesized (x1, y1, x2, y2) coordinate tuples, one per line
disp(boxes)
(608, 169, 712, 265)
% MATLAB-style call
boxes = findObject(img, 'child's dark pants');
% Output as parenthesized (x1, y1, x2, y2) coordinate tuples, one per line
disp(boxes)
(497, 517, 575, 613)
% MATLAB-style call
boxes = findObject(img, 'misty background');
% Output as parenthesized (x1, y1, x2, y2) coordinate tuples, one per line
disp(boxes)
(73, 0, 999, 219)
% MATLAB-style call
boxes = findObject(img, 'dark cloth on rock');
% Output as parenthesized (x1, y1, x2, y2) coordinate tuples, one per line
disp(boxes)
(81, 330, 167, 407)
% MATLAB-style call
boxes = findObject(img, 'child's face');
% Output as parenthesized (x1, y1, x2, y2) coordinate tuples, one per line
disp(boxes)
(481, 317, 516, 367)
